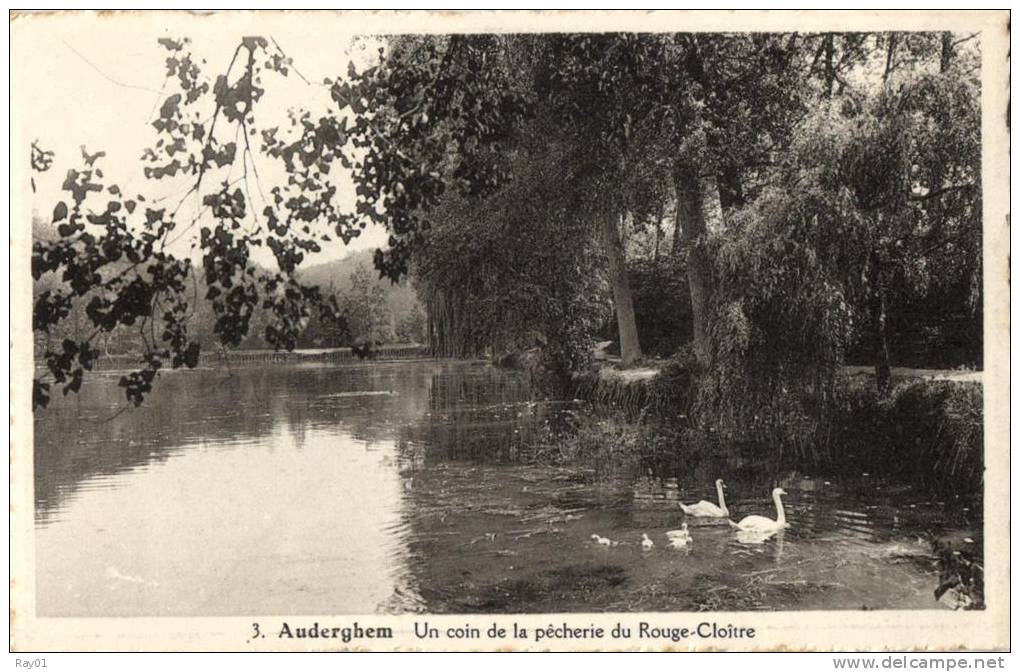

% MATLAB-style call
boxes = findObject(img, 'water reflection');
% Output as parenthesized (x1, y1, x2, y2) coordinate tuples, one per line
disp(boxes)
(34, 361, 971, 615)
(34, 363, 439, 616)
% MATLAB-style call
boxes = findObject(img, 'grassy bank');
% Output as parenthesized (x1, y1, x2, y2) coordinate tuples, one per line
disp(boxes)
(571, 364, 984, 504)
(823, 376, 983, 501)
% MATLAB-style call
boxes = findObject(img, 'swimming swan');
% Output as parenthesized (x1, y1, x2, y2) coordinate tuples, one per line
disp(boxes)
(590, 534, 619, 547)
(729, 487, 789, 533)
(641, 533, 655, 550)
(680, 479, 729, 517)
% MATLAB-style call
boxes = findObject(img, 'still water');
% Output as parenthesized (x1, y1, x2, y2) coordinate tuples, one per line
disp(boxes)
(34, 361, 975, 615)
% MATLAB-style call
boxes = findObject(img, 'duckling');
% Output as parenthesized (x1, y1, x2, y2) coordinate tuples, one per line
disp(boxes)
(641, 533, 655, 550)
(666, 522, 691, 538)
(665, 523, 692, 548)
(667, 535, 692, 549)
(590, 534, 618, 547)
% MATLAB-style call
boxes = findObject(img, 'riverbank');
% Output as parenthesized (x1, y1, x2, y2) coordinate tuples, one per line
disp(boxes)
(573, 361, 983, 498)
(591, 362, 982, 389)
(558, 360, 987, 607)
(555, 360, 985, 608)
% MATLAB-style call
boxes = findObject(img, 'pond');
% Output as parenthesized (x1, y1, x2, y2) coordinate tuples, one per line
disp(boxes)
(33, 360, 979, 615)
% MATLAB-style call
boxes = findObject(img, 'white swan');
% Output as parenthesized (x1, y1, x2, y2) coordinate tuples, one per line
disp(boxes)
(665, 523, 692, 548)
(730, 487, 789, 533)
(590, 534, 618, 547)
(641, 533, 655, 550)
(735, 528, 780, 545)
(680, 478, 729, 517)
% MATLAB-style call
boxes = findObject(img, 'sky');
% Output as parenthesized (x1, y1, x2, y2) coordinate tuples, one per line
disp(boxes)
(13, 12, 389, 267)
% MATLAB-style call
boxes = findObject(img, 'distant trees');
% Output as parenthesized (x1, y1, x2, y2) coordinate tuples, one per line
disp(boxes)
(31, 207, 418, 363)
(340, 263, 394, 345)
(394, 306, 425, 344)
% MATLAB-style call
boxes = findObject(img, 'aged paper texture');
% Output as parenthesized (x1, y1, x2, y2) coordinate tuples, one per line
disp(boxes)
(10, 9, 1010, 652)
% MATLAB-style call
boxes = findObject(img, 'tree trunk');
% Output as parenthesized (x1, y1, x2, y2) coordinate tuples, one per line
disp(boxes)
(675, 165, 712, 368)
(883, 33, 898, 82)
(871, 262, 892, 392)
(599, 211, 642, 367)
(823, 34, 836, 98)
(940, 32, 954, 73)
(672, 193, 684, 254)
(653, 202, 664, 266)
(653, 222, 660, 265)
(873, 291, 892, 392)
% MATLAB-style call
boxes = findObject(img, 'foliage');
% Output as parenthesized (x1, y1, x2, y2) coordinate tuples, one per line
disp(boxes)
(784, 68, 982, 377)
(646, 344, 699, 417)
(394, 305, 426, 344)
(688, 194, 853, 449)
(678, 47, 983, 424)
(537, 33, 805, 210)
(30, 30, 983, 418)
(413, 124, 611, 374)
(604, 255, 692, 358)
(328, 34, 533, 280)
(31, 37, 344, 409)
(934, 540, 984, 610)
(340, 262, 394, 344)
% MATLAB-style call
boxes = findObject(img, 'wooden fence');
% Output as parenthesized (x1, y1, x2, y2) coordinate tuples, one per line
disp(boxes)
(87, 344, 432, 370)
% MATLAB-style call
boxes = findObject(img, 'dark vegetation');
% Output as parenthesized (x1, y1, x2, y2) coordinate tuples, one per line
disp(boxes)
(574, 363, 982, 502)
(31, 31, 982, 411)
(605, 257, 693, 358)
(826, 378, 983, 498)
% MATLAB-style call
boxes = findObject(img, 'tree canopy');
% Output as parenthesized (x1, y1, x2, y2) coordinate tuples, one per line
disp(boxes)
(31, 30, 983, 414)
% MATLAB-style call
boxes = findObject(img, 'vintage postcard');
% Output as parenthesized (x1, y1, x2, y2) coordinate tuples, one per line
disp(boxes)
(9, 9, 1010, 652)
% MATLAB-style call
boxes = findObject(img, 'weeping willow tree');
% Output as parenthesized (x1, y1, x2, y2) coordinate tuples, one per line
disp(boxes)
(412, 122, 611, 376)
(691, 190, 854, 454)
(684, 52, 981, 453)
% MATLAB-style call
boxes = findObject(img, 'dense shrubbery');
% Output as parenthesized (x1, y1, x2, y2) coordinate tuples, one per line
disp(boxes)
(646, 345, 698, 417)
(577, 367, 983, 502)
(822, 377, 983, 499)
(413, 122, 612, 377)
(687, 199, 852, 450)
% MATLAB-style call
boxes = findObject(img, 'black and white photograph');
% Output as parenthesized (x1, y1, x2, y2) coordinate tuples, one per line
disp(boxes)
(9, 9, 1010, 654)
